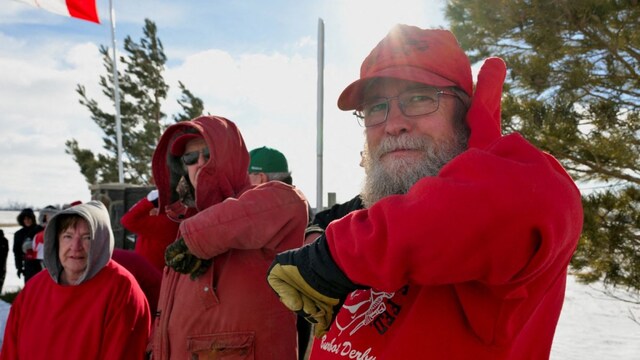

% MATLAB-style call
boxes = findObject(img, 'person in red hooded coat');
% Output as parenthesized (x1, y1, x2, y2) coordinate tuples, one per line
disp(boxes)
(120, 188, 179, 272)
(150, 116, 308, 359)
(267, 24, 583, 360)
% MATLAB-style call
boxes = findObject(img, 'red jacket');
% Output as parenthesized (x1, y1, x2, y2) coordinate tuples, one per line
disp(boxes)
(120, 197, 179, 272)
(32, 230, 44, 260)
(151, 116, 308, 359)
(311, 59, 583, 359)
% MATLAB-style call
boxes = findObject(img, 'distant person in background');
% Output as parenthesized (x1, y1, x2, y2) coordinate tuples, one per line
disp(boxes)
(32, 205, 59, 267)
(62, 200, 83, 210)
(248, 146, 313, 360)
(13, 208, 42, 283)
(248, 146, 311, 218)
(37, 206, 59, 230)
(0, 230, 8, 293)
(248, 146, 293, 185)
(120, 187, 179, 272)
(0, 201, 151, 359)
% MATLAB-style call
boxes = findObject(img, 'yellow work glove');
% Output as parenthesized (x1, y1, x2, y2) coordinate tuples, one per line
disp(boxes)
(267, 236, 361, 337)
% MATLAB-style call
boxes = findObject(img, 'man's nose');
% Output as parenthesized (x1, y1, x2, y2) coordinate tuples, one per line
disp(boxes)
(384, 99, 411, 135)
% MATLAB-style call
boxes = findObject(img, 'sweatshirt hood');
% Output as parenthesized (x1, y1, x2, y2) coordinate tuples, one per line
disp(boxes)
(152, 115, 252, 215)
(43, 200, 114, 285)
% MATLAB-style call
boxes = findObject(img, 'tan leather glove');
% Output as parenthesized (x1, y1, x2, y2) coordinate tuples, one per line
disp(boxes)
(267, 237, 361, 337)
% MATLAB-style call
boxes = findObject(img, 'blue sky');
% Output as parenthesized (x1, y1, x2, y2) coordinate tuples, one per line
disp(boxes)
(0, 0, 449, 209)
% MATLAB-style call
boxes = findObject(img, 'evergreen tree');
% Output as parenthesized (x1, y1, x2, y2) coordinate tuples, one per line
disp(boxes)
(445, 1, 640, 291)
(173, 81, 205, 122)
(66, 19, 204, 185)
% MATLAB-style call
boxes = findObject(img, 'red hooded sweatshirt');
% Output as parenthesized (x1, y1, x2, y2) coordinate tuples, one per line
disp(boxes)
(120, 196, 179, 272)
(1, 201, 151, 360)
(310, 59, 583, 359)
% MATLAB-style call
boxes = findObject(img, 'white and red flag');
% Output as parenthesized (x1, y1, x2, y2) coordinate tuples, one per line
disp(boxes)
(16, 0, 100, 24)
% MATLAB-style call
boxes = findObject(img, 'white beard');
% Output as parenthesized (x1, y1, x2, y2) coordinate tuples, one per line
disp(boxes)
(361, 132, 467, 208)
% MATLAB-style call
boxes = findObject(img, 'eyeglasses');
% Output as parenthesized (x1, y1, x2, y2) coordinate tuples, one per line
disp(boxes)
(181, 147, 210, 166)
(353, 87, 459, 128)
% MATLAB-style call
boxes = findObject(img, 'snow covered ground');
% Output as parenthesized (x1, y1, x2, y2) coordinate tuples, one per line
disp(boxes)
(1, 211, 639, 358)
(553, 275, 640, 359)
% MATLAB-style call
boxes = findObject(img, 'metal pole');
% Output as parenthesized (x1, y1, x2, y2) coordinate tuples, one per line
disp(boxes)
(109, 0, 124, 183)
(316, 18, 324, 212)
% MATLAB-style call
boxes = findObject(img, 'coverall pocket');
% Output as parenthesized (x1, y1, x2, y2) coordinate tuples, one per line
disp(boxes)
(187, 332, 255, 360)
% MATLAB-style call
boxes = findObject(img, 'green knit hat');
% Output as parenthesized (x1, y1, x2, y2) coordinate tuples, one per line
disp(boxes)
(249, 146, 288, 173)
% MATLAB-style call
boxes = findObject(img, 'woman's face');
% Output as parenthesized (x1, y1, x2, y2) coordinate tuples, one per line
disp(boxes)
(58, 219, 91, 285)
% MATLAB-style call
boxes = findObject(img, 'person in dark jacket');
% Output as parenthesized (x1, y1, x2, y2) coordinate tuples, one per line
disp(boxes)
(13, 208, 43, 283)
(0, 230, 9, 293)
(305, 150, 366, 246)
(304, 194, 364, 246)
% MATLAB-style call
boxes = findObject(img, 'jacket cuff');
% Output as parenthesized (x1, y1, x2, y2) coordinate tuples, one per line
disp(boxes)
(297, 236, 363, 298)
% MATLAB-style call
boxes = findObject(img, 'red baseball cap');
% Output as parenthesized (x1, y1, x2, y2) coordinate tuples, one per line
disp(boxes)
(170, 133, 203, 156)
(338, 25, 473, 110)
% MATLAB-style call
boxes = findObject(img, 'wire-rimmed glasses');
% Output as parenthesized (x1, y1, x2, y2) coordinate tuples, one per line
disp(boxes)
(353, 87, 460, 128)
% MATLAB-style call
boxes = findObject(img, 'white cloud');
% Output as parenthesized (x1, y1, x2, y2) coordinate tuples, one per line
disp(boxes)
(0, 33, 106, 207)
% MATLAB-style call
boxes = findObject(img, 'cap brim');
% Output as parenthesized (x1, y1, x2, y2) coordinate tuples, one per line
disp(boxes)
(337, 66, 458, 111)
(170, 133, 203, 156)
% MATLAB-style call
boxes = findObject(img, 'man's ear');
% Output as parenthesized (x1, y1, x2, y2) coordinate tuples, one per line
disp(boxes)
(259, 172, 269, 184)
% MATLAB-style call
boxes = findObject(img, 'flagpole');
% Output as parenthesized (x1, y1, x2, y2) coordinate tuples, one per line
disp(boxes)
(316, 18, 324, 212)
(109, 0, 124, 183)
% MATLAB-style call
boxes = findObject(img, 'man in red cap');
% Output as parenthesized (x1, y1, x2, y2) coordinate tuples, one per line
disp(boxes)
(267, 24, 583, 359)
(150, 116, 308, 360)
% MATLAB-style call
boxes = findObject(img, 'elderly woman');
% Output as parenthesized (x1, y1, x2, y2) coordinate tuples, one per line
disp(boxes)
(0, 201, 151, 360)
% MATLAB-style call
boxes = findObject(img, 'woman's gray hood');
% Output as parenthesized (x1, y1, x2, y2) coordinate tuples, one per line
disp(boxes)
(43, 201, 114, 285)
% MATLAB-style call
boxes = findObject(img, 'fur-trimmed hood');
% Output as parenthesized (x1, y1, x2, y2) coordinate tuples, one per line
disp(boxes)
(38, 205, 59, 226)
